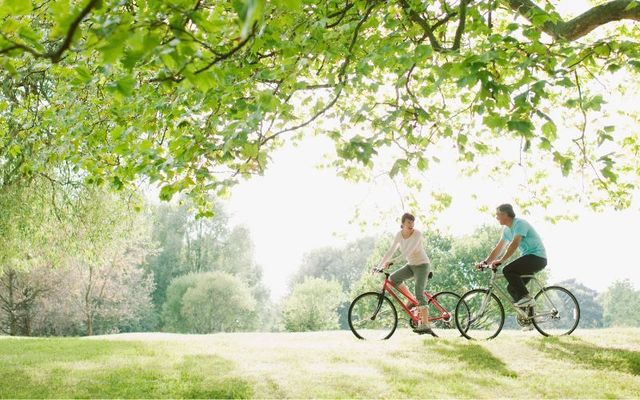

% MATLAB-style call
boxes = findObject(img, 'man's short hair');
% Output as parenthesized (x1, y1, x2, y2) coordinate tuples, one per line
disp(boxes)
(496, 204, 516, 218)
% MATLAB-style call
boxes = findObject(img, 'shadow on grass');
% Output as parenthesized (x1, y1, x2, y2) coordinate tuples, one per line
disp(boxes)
(536, 336, 640, 376)
(377, 339, 518, 398)
(424, 340, 518, 378)
(0, 339, 252, 399)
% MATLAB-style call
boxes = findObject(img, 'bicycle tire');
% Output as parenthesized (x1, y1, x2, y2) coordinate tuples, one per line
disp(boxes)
(455, 289, 505, 340)
(348, 292, 398, 340)
(532, 286, 580, 337)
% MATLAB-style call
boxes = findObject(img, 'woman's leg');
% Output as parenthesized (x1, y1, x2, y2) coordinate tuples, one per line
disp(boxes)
(411, 263, 431, 307)
(412, 264, 433, 332)
(389, 264, 414, 286)
(390, 264, 415, 308)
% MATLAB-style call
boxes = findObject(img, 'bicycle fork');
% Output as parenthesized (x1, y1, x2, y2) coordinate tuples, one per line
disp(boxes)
(368, 289, 387, 321)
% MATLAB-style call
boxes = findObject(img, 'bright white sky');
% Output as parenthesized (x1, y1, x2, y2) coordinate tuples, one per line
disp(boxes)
(225, 134, 640, 300)
(213, 0, 640, 301)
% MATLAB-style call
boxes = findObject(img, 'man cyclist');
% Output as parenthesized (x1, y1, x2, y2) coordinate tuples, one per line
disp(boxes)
(476, 204, 548, 329)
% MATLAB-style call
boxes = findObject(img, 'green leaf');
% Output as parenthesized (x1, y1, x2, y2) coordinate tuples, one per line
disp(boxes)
(457, 134, 468, 146)
(484, 114, 506, 129)
(234, 0, 265, 39)
(390, 159, 409, 178)
(601, 167, 618, 182)
(3, 0, 31, 15)
(115, 75, 136, 97)
(415, 44, 433, 59)
(539, 138, 552, 151)
(507, 119, 534, 135)
(417, 157, 428, 171)
(159, 184, 177, 201)
(273, 0, 302, 10)
(8, 144, 21, 157)
(541, 121, 557, 140)
(75, 65, 93, 84)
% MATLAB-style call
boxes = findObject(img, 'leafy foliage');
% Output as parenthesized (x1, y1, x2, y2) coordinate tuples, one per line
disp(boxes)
(281, 277, 345, 331)
(1, 0, 640, 215)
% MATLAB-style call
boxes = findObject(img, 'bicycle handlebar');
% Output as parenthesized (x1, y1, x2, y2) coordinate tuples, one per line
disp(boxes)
(478, 261, 501, 271)
(372, 262, 394, 275)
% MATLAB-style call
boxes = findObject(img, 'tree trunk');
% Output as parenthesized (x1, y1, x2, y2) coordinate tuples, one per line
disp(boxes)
(7, 270, 17, 336)
(87, 315, 93, 336)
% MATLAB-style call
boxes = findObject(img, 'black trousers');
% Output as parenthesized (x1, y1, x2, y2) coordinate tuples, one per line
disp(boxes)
(502, 254, 547, 302)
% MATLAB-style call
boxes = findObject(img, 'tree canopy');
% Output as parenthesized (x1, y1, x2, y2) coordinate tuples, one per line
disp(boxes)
(2, 0, 640, 214)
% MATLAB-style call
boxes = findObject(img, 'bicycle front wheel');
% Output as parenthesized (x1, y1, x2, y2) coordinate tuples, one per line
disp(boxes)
(428, 291, 461, 339)
(455, 289, 505, 340)
(532, 286, 580, 336)
(348, 292, 398, 340)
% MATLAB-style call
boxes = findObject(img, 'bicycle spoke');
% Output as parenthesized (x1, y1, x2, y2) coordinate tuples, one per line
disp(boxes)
(348, 292, 398, 340)
(532, 286, 580, 336)
(455, 289, 505, 340)
(428, 291, 461, 338)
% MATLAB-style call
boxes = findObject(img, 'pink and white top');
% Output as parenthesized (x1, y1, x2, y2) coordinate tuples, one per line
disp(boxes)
(378, 229, 430, 268)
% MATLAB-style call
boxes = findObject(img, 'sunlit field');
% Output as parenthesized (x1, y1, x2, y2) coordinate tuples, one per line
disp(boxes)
(2, 328, 639, 398)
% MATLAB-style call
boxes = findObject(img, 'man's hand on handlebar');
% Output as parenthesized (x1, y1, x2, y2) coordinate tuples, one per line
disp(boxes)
(475, 260, 502, 270)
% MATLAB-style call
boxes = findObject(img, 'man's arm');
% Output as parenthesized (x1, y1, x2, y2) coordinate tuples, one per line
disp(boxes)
(495, 235, 521, 265)
(484, 240, 507, 263)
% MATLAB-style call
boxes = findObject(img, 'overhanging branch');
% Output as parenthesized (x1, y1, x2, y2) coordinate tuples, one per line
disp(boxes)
(505, 0, 640, 41)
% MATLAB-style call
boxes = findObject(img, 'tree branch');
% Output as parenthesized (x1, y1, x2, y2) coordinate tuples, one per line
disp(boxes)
(452, 0, 470, 50)
(0, 0, 100, 62)
(398, 0, 443, 51)
(505, 0, 640, 41)
(50, 0, 101, 62)
(262, 2, 378, 144)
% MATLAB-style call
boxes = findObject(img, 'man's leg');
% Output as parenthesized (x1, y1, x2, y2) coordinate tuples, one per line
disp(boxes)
(521, 256, 548, 289)
(503, 255, 547, 302)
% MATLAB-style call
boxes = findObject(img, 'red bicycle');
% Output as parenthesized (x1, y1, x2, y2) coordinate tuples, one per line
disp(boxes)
(348, 265, 461, 340)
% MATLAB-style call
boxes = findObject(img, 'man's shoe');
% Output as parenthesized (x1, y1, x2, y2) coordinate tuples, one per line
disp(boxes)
(521, 324, 534, 332)
(514, 296, 535, 308)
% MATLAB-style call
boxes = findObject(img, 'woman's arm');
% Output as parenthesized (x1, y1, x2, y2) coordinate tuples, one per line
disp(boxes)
(378, 234, 400, 268)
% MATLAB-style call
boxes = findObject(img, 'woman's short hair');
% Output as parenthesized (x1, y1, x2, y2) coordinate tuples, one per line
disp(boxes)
(401, 213, 415, 224)
(496, 204, 516, 218)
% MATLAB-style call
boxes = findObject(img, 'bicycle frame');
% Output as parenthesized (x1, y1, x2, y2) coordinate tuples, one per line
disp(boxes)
(480, 268, 560, 320)
(379, 272, 451, 324)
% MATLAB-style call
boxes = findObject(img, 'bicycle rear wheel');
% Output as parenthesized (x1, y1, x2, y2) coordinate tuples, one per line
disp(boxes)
(532, 286, 580, 336)
(348, 292, 398, 340)
(455, 289, 505, 340)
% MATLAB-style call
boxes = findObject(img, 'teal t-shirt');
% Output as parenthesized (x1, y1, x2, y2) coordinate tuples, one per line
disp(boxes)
(501, 218, 547, 259)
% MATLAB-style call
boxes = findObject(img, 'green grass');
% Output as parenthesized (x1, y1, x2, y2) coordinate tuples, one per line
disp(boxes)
(1, 329, 639, 398)
(0, 339, 251, 398)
